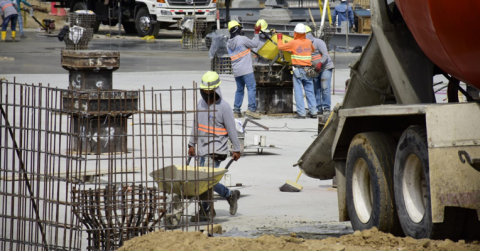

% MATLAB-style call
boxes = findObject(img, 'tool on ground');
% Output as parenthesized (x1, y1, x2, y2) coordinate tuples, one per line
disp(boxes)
(279, 170, 303, 192)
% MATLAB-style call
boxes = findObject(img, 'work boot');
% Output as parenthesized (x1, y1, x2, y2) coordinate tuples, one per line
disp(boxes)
(245, 110, 261, 119)
(11, 31, 15, 42)
(295, 114, 306, 119)
(227, 190, 240, 215)
(317, 110, 323, 115)
(20, 34, 27, 38)
(309, 113, 317, 119)
(233, 111, 242, 118)
(1, 31, 6, 42)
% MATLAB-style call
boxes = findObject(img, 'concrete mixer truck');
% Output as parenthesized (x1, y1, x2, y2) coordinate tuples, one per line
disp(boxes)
(296, 0, 480, 241)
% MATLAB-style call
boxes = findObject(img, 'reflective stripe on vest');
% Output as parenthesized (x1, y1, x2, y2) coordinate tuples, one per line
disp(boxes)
(312, 54, 322, 61)
(1, 3, 13, 11)
(198, 124, 228, 135)
(230, 49, 251, 61)
(291, 55, 312, 60)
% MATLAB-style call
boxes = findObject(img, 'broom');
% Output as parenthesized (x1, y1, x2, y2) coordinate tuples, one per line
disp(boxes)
(279, 171, 303, 192)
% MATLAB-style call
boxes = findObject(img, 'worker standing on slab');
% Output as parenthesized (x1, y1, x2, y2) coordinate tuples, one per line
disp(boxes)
(0, 0, 18, 42)
(277, 23, 317, 119)
(188, 71, 242, 222)
(227, 20, 262, 119)
(332, 0, 354, 31)
(252, 19, 273, 65)
(306, 26, 334, 117)
(13, 0, 31, 38)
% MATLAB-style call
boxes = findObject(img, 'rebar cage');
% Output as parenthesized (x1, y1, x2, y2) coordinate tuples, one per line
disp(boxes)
(1, 79, 223, 250)
(181, 17, 207, 50)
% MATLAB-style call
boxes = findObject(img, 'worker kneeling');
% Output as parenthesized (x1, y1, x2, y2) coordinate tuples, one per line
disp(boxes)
(277, 23, 318, 118)
(188, 71, 242, 222)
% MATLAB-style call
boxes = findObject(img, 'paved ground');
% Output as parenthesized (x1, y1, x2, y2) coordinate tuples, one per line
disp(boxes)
(1, 29, 361, 242)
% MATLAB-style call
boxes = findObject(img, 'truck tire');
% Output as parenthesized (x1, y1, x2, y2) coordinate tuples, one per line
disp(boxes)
(346, 132, 403, 235)
(123, 22, 137, 34)
(393, 126, 464, 240)
(135, 8, 159, 37)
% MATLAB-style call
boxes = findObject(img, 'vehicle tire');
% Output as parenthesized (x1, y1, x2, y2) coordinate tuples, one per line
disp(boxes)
(394, 126, 464, 240)
(346, 132, 403, 235)
(123, 22, 137, 34)
(135, 8, 158, 37)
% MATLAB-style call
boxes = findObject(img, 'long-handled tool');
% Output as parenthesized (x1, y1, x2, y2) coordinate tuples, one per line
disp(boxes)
(279, 170, 303, 192)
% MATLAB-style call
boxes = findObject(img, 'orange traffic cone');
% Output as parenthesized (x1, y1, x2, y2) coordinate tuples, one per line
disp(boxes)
(50, 2, 58, 16)
(58, 5, 67, 16)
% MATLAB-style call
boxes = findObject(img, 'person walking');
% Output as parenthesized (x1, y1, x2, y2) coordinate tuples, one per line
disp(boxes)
(227, 20, 262, 119)
(0, 0, 18, 42)
(277, 23, 318, 119)
(188, 71, 242, 222)
(332, 0, 354, 32)
(13, 0, 31, 38)
(306, 26, 334, 116)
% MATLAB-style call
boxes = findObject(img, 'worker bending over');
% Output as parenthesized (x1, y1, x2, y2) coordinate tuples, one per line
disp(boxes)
(188, 71, 241, 222)
(227, 20, 262, 119)
(277, 23, 318, 119)
(306, 26, 334, 117)
(0, 0, 18, 42)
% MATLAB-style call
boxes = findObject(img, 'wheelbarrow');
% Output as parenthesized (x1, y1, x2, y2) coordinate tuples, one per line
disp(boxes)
(149, 158, 234, 228)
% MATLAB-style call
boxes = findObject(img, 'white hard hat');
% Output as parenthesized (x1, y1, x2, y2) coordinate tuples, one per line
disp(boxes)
(294, 23, 306, 33)
(341, 0, 347, 2)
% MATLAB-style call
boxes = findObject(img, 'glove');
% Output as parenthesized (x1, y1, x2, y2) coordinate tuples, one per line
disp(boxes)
(277, 33, 283, 41)
(254, 24, 261, 34)
(315, 62, 323, 72)
(188, 146, 195, 156)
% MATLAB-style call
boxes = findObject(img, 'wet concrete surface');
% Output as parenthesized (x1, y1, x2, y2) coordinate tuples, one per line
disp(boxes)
(0, 29, 360, 75)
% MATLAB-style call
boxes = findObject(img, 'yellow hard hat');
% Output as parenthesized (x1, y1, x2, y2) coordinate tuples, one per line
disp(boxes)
(228, 20, 241, 31)
(256, 19, 268, 32)
(305, 26, 312, 33)
(200, 71, 221, 90)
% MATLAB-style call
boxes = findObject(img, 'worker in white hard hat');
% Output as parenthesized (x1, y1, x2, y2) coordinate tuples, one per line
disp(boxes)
(277, 23, 318, 119)
(188, 71, 241, 222)
(252, 19, 274, 65)
(332, 0, 355, 32)
(227, 20, 262, 119)
(305, 26, 334, 117)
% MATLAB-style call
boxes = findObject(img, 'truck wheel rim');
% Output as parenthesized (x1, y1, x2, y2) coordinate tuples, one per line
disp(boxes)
(402, 153, 426, 223)
(352, 158, 373, 223)
(140, 16, 151, 32)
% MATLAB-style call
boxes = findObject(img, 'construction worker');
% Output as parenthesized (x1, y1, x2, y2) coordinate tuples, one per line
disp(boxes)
(227, 20, 262, 119)
(0, 0, 18, 42)
(332, 0, 354, 32)
(13, 0, 31, 38)
(188, 71, 241, 222)
(306, 26, 334, 116)
(252, 19, 273, 64)
(277, 23, 318, 119)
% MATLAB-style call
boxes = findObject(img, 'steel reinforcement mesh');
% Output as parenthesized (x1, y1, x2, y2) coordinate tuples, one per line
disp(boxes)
(1, 79, 221, 250)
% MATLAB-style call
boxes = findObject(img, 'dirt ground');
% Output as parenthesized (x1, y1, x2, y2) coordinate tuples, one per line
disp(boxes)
(118, 227, 480, 251)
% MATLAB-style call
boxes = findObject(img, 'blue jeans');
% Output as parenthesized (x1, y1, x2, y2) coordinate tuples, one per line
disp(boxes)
(233, 72, 256, 113)
(293, 67, 317, 116)
(17, 14, 24, 35)
(2, 14, 18, 31)
(199, 156, 231, 209)
(314, 69, 333, 111)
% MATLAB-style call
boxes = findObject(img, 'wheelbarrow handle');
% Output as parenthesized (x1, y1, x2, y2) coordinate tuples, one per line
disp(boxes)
(225, 159, 234, 170)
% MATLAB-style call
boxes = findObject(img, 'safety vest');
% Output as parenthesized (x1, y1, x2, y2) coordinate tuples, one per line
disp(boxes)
(1, 2, 13, 11)
(277, 33, 315, 66)
(198, 124, 228, 135)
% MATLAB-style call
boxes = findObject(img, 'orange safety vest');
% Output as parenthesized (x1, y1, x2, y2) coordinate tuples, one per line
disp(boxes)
(277, 33, 315, 66)
(198, 124, 228, 135)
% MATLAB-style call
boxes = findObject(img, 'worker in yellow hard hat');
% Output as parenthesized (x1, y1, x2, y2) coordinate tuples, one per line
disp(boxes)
(252, 19, 276, 65)
(227, 20, 263, 119)
(188, 71, 242, 222)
